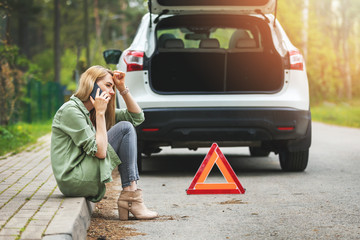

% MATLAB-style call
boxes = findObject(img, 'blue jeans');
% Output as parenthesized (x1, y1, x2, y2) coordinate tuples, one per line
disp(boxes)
(108, 121, 139, 188)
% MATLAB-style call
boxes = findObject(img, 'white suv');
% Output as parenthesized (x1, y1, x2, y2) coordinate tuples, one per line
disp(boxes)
(104, 0, 312, 172)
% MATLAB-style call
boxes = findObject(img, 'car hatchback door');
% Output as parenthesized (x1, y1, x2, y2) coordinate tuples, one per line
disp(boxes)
(150, 0, 276, 15)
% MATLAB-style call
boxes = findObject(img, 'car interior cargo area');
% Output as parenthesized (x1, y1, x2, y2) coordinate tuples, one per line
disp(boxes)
(150, 15, 284, 94)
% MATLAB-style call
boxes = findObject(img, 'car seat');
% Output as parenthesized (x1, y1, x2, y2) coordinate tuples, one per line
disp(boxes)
(163, 38, 184, 49)
(158, 33, 176, 48)
(199, 38, 220, 48)
(228, 29, 252, 49)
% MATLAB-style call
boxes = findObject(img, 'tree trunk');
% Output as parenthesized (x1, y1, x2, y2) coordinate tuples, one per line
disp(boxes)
(340, 0, 352, 100)
(120, 0, 128, 49)
(5, 12, 10, 44)
(302, 0, 309, 61)
(355, 20, 360, 75)
(54, 0, 61, 83)
(18, 1, 31, 58)
(91, 0, 102, 64)
(342, 40, 352, 100)
(84, 0, 90, 67)
(329, 0, 344, 99)
(94, 0, 101, 41)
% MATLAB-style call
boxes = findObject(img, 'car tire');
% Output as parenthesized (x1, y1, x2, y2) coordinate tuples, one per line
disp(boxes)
(279, 149, 309, 172)
(249, 147, 270, 157)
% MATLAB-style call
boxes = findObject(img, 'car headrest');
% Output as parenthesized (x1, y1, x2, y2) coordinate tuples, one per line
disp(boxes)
(199, 39, 220, 48)
(229, 29, 252, 48)
(158, 33, 176, 48)
(236, 39, 257, 48)
(163, 39, 184, 49)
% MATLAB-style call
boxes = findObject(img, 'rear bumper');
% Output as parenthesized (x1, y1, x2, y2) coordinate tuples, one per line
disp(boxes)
(137, 107, 311, 149)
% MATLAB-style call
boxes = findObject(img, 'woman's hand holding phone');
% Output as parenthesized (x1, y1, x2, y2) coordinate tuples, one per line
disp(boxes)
(90, 85, 109, 159)
(90, 82, 102, 100)
(89, 86, 110, 115)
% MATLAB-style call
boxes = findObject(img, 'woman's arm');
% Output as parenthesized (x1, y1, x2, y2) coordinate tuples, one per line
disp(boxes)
(94, 111, 107, 159)
(90, 89, 110, 159)
(121, 91, 141, 113)
(114, 71, 142, 114)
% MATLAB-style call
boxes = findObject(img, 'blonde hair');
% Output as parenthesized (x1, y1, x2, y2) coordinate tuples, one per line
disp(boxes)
(74, 65, 116, 130)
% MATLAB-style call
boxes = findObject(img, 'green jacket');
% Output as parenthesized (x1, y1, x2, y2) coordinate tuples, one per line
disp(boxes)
(51, 95, 144, 202)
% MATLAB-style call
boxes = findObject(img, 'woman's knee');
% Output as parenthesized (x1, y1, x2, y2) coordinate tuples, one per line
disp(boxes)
(113, 121, 135, 136)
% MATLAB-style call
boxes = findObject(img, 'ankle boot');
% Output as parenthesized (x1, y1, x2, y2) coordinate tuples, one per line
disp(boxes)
(117, 189, 158, 220)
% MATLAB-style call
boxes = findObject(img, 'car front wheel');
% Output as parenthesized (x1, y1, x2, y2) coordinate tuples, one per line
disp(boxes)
(279, 149, 309, 172)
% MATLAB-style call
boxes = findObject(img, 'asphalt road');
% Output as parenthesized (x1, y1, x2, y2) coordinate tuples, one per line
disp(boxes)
(125, 122, 360, 239)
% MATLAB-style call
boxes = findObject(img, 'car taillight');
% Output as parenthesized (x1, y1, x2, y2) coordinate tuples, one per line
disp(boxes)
(289, 50, 304, 71)
(142, 128, 159, 132)
(124, 50, 144, 72)
(277, 126, 295, 131)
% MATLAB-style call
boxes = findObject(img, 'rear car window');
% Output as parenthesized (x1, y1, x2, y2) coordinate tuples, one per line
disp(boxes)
(157, 26, 260, 49)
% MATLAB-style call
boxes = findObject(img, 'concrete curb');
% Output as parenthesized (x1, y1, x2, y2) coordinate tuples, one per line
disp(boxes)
(42, 197, 95, 240)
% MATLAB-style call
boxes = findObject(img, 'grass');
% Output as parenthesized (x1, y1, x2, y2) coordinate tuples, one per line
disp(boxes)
(311, 100, 360, 128)
(0, 120, 52, 157)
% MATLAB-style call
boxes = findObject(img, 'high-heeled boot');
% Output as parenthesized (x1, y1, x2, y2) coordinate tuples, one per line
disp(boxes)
(117, 189, 158, 220)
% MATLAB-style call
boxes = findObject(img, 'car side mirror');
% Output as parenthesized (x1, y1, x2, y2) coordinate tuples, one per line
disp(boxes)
(103, 49, 122, 64)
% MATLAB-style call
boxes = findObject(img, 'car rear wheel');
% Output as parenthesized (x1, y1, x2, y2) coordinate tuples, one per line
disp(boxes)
(249, 147, 270, 157)
(279, 149, 309, 172)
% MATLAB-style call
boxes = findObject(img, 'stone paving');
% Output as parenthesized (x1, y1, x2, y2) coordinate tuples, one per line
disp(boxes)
(0, 134, 93, 240)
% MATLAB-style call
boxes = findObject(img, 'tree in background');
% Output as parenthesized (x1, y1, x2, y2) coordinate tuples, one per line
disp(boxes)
(0, 1, 42, 125)
(0, 45, 24, 125)
(54, 0, 60, 83)
(278, 0, 360, 102)
(1, 0, 146, 91)
(0, 0, 41, 58)
(302, 0, 309, 60)
(335, 0, 360, 100)
(315, 0, 359, 100)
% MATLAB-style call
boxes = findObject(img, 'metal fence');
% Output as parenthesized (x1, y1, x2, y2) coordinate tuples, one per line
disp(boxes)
(23, 79, 65, 123)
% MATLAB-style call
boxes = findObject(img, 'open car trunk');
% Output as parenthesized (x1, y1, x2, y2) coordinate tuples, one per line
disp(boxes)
(149, 15, 285, 94)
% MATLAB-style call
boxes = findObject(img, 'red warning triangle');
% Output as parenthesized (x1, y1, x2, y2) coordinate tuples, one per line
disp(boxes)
(186, 143, 245, 194)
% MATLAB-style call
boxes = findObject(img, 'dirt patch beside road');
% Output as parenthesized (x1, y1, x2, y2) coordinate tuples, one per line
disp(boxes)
(87, 171, 146, 240)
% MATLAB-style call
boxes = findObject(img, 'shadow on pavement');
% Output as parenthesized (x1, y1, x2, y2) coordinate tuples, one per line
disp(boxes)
(140, 150, 284, 177)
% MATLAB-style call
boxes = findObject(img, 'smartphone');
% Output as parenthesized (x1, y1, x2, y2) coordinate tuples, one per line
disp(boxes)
(90, 82, 103, 99)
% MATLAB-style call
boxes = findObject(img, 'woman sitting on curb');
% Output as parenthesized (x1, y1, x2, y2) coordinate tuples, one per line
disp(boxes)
(50, 65, 158, 220)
